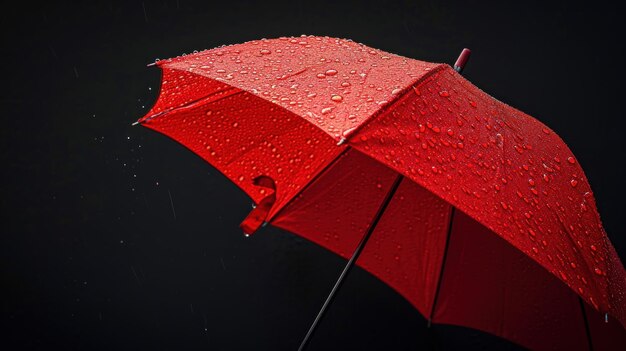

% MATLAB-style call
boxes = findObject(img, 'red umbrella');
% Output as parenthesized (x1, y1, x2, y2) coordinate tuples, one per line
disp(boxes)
(135, 36, 626, 350)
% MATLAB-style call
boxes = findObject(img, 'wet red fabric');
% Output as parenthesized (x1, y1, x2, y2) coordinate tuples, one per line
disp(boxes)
(138, 36, 626, 350)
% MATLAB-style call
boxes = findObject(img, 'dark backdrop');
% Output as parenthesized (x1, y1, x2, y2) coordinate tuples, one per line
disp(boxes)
(2, 1, 624, 350)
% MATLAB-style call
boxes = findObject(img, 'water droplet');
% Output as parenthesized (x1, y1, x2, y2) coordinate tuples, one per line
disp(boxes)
(439, 90, 450, 97)
(567, 157, 576, 164)
(331, 95, 343, 102)
(316, 73, 326, 79)
(325, 69, 338, 76)
(391, 88, 402, 95)
(260, 49, 271, 55)
(570, 179, 578, 187)
(594, 268, 603, 275)
(321, 107, 333, 114)
(528, 178, 536, 186)
(590, 245, 597, 252)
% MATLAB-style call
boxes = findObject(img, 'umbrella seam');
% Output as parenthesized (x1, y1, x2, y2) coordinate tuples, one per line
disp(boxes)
(267, 146, 351, 222)
(341, 63, 449, 143)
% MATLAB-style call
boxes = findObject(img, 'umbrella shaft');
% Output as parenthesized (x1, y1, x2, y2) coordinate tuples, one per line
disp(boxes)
(298, 174, 405, 351)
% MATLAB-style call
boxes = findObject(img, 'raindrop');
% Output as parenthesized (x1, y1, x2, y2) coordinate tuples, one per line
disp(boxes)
(331, 95, 343, 102)
(439, 90, 450, 97)
(260, 49, 271, 55)
(594, 268, 603, 275)
(325, 69, 338, 76)
(321, 107, 333, 114)
(570, 179, 578, 187)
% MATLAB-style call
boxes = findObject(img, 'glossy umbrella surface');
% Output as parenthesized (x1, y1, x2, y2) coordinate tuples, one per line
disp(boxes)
(136, 36, 626, 350)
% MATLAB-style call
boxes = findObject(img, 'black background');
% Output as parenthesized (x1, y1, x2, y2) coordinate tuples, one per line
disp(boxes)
(2, 1, 625, 350)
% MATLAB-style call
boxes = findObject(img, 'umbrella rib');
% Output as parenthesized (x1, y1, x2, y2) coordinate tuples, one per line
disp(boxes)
(298, 173, 405, 351)
(267, 146, 351, 222)
(139, 83, 244, 123)
(428, 206, 456, 327)
(578, 297, 594, 351)
(339, 63, 447, 142)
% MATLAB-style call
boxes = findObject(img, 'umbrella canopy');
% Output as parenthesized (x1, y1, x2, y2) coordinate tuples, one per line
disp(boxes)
(136, 36, 626, 350)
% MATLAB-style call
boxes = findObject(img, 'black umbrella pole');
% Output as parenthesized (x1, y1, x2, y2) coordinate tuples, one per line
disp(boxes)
(298, 175, 404, 351)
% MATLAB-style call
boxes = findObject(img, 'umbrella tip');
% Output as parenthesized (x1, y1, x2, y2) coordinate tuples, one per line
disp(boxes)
(131, 121, 140, 126)
(337, 137, 347, 146)
(146, 62, 157, 67)
(454, 48, 471, 74)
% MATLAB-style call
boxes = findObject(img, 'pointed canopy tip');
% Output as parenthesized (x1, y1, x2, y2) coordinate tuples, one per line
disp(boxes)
(131, 121, 140, 126)
(146, 62, 157, 67)
(454, 48, 472, 73)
